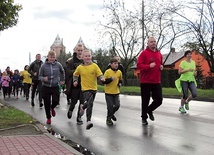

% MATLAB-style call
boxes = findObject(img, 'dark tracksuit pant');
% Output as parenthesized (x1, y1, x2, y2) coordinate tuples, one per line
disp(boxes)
(8, 81, 13, 96)
(140, 83, 163, 120)
(31, 80, 42, 103)
(82, 90, 96, 122)
(24, 83, 31, 99)
(12, 83, 19, 96)
(105, 94, 120, 120)
(68, 87, 84, 118)
(41, 86, 59, 119)
(2, 86, 9, 98)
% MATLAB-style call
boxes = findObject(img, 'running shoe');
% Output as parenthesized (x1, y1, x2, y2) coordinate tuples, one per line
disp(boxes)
(106, 119, 113, 126)
(67, 110, 72, 119)
(86, 121, 93, 130)
(46, 118, 51, 124)
(185, 102, 189, 110)
(179, 107, 186, 114)
(111, 115, 117, 121)
(76, 117, 83, 125)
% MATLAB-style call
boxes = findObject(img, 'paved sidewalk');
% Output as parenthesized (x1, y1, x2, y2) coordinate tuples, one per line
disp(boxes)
(0, 133, 82, 155)
(0, 99, 82, 155)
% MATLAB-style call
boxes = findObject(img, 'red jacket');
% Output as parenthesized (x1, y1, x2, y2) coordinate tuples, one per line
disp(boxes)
(137, 47, 163, 84)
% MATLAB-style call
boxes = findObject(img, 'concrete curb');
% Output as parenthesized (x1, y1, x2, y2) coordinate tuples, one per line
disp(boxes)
(44, 133, 83, 155)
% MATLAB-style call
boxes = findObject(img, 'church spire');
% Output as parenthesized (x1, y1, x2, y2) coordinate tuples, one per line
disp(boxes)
(73, 37, 87, 51)
(76, 37, 84, 45)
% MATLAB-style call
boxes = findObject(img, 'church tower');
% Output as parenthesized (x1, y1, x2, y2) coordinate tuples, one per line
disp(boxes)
(50, 34, 66, 57)
(73, 37, 87, 51)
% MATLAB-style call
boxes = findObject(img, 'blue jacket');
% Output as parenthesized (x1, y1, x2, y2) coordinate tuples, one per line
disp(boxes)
(12, 74, 20, 85)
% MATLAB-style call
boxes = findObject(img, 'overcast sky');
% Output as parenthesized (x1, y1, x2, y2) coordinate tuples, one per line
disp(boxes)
(0, 0, 104, 72)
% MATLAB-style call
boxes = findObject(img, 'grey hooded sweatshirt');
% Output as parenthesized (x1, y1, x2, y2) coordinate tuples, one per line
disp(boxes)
(39, 59, 65, 87)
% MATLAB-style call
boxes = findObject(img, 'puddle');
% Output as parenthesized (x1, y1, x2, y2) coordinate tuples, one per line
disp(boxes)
(44, 126, 95, 155)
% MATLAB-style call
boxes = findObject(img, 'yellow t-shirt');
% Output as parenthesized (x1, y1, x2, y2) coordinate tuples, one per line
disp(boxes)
(175, 59, 197, 92)
(104, 69, 122, 94)
(21, 70, 32, 84)
(179, 60, 196, 82)
(73, 63, 103, 91)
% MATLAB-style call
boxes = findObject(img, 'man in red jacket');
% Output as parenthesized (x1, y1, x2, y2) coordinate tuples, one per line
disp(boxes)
(137, 37, 163, 125)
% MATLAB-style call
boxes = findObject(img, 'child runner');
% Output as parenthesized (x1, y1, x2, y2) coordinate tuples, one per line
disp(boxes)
(39, 50, 65, 124)
(1, 71, 10, 99)
(103, 58, 123, 126)
(73, 49, 105, 130)
(12, 69, 20, 99)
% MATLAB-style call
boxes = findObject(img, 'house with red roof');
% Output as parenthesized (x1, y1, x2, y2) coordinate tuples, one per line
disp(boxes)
(132, 48, 212, 78)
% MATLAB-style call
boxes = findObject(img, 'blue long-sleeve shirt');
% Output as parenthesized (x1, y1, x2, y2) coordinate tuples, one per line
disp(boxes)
(12, 74, 20, 84)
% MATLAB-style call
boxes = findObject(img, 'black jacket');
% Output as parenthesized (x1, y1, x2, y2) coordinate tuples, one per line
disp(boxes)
(28, 60, 43, 81)
(65, 53, 83, 93)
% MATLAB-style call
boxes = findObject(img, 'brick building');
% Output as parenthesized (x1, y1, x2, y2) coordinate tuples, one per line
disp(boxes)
(50, 34, 66, 57)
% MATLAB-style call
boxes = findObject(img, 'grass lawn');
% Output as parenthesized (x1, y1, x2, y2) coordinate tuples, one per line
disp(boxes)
(0, 105, 33, 129)
(97, 85, 214, 100)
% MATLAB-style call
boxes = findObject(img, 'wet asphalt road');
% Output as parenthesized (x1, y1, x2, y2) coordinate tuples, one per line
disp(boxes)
(2, 92, 214, 155)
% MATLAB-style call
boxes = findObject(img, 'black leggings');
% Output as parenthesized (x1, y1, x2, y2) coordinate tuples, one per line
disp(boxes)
(13, 83, 19, 96)
(2, 86, 9, 98)
(181, 81, 197, 99)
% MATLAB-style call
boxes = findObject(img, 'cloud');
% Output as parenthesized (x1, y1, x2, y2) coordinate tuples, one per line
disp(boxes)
(32, 7, 74, 21)
(86, 3, 104, 10)
(0, 0, 104, 71)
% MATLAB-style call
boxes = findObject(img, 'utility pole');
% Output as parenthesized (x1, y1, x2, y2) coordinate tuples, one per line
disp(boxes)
(142, 0, 145, 50)
(29, 52, 31, 65)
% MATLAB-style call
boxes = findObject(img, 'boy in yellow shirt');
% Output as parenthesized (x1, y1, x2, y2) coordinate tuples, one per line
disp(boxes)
(103, 58, 122, 125)
(73, 49, 105, 130)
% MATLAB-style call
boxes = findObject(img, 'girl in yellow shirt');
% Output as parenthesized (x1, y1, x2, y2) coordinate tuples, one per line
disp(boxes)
(20, 65, 32, 101)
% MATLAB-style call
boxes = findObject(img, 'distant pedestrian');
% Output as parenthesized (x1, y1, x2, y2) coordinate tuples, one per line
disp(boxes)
(39, 50, 65, 124)
(137, 36, 163, 125)
(12, 69, 20, 99)
(0, 70, 2, 93)
(28, 53, 43, 107)
(5, 66, 13, 97)
(1, 71, 10, 99)
(175, 50, 197, 114)
(20, 65, 32, 101)
(73, 49, 105, 130)
(19, 71, 25, 96)
(103, 58, 122, 126)
(66, 44, 84, 125)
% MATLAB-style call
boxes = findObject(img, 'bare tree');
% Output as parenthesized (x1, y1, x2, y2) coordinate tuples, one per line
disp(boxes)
(98, 0, 193, 84)
(137, 0, 191, 51)
(170, 0, 214, 73)
(98, 0, 142, 85)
